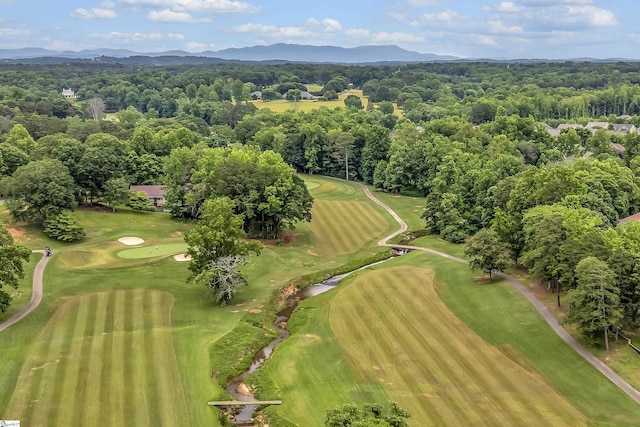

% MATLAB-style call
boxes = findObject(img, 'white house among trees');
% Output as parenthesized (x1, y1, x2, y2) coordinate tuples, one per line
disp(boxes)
(61, 88, 76, 99)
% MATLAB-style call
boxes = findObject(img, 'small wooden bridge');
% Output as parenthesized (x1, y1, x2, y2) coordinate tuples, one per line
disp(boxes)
(207, 400, 282, 407)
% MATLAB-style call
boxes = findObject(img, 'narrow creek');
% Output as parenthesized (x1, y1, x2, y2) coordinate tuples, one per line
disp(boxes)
(224, 256, 397, 425)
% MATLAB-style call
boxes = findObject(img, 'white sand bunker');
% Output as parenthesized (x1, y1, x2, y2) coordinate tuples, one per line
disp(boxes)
(118, 236, 145, 246)
(173, 253, 192, 262)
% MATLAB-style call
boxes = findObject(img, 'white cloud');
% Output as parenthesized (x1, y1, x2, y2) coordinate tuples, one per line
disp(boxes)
(346, 28, 370, 38)
(90, 31, 184, 43)
(185, 41, 215, 51)
(71, 7, 118, 19)
(372, 32, 425, 43)
(567, 5, 616, 27)
(478, 36, 497, 46)
(488, 20, 523, 34)
(306, 17, 343, 33)
(518, 0, 591, 6)
(321, 18, 342, 32)
(421, 9, 462, 23)
(118, 0, 259, 14)
(233, 23, 312, 38)
(148, 9, 211, 22)
(495, 2, 521, 13)
(0, 28, 30, 37)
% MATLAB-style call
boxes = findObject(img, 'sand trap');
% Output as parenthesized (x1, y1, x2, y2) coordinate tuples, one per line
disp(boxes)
(118, 236, 144, 246)
(173, 253, 192, 262)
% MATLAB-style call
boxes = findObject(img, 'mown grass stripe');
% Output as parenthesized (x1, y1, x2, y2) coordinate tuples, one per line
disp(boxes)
(331, 292, 448, 426)
(24, 302, 74, 427)
(311, 200, 389, 256)
(131, 288, 151, 427)
(331, 281, 447, 424)
(99, 291, 117, 426)
(330, 267, 586, 427)
(54, 297, 91, 427)
(71, 294, 98, 427)
(346, 281, 469, 425)
(390, 272, 571, 426)
(122, 290, 136, 424)
(145, 290, 164, 427)
(6, 289, 189, 427)
(47, 297, 82, 426)
(370, 274, 506, 426)
(376, 270, 551, 426)
(110, 290, 126, 427)
(9, 302, 69, 423)
(81, 292, 108, 427)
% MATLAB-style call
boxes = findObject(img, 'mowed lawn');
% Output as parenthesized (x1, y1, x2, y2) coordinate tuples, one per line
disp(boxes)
(4, 289, 188, 426)
(330, 266, 586, 426)
(302, 176, 393, 256)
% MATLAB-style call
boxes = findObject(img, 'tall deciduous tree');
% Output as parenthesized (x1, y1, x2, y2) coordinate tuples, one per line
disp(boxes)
(0, 226, 31, 313)
(567, 257, 623, 350)
(0, 159, 76, 223)
(184, 197, 262, 305)
(464, 229, 509, 280)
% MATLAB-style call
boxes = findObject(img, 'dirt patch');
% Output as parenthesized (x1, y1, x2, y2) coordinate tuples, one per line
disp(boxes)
(171, 231, 183, 237)
(307, 249, 319, 256)
(248, 308, 262, 314)
(281, 230, 298, 244)
(276, 283, 298, 308)
(7, 226, 25, 241)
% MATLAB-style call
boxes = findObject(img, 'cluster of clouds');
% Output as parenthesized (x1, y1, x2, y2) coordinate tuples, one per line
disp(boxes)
(0, 0, 627, 57)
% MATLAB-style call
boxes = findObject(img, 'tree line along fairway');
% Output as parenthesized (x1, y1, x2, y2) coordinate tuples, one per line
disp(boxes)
(4, 288, 190, 426)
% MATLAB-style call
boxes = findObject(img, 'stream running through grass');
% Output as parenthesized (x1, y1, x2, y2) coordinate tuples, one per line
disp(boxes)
(224, 257, 395, 425)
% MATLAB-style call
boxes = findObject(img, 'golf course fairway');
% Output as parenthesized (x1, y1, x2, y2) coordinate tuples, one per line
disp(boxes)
(4, 288, 189, 426)
(330, 265, 586, 426)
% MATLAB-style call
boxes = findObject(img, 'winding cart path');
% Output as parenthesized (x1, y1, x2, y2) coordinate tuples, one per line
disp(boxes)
(361, 183, 640, 405)
(0, 250, 50, 332)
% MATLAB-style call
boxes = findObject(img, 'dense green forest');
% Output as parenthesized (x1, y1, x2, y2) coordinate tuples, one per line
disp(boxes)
(2, 60, 640, 343)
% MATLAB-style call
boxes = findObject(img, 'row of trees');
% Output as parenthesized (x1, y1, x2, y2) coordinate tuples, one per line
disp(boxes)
(6, 62, 640, 126)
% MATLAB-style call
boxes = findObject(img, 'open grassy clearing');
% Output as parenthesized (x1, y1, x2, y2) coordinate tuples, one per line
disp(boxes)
(4, 289, 189, 426)
(331, 265, 587, 426)
(250, 90, 368, 113)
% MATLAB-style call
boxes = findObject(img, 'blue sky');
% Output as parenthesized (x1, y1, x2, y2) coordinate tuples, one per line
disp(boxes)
(0, 0, 637, 58)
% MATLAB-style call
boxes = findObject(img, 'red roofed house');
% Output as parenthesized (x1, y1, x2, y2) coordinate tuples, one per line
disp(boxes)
(129, 185, 166, 211)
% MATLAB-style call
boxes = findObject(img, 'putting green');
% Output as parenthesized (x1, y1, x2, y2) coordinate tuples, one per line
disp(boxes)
(117, 243, 188, 259)
(4, 289, 190, 426)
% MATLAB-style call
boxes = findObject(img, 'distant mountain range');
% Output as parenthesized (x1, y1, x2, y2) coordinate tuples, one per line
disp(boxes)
(0, 44, 459, 64)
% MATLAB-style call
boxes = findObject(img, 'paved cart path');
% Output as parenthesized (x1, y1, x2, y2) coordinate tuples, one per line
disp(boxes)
(361, 183, 640, 405)
(0, 250, 50, 332)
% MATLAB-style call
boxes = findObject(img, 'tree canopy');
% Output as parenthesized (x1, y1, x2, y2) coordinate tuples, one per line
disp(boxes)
(0, 226, 31, 313)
